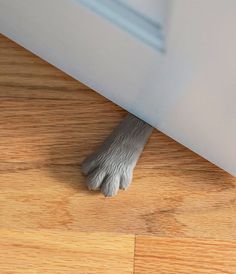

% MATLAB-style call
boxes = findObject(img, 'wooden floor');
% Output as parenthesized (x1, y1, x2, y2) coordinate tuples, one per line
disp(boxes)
(1, 34, 236, 273)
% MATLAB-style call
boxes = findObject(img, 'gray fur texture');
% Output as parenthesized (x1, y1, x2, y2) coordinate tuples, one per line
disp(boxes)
(81, 114, 153, 197)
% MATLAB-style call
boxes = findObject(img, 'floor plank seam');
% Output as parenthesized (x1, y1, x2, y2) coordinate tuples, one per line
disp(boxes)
(133, 234, 137, 274)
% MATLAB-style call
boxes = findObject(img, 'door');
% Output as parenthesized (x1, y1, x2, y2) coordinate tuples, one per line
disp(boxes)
(0, 0, 235, 175)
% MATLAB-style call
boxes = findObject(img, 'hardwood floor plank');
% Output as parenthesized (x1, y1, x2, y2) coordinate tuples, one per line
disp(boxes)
(0, 229, 134, 274)
(135, 236, 236, 274)
(1, 167, 236, 239)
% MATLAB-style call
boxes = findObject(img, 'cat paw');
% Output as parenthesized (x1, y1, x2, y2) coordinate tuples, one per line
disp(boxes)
(81, 153, 133, 197)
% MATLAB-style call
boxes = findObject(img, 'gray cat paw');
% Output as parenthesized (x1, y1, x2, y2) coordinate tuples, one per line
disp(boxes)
(81, 154, 133, 197)
(81, 114, 153, 197)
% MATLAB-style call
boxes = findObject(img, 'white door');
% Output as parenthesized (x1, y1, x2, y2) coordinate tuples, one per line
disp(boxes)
(0, 0, 235, 175)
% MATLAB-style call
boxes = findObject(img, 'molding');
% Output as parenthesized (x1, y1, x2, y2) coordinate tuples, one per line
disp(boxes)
(76, 0, 165, 51)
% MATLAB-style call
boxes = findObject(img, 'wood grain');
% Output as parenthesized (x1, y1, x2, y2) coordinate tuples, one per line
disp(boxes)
(1, 34, 236, 273)
(135, 236, 236, 274)
(0, 229, 134, 274)
(1, 167, 236, 240)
